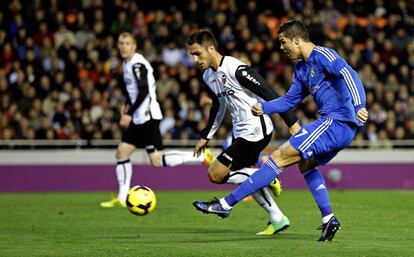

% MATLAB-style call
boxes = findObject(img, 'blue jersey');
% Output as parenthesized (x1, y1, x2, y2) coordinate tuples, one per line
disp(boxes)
(262, 46, 366, 126)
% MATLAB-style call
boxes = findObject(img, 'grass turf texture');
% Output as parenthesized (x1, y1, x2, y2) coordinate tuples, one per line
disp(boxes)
(0, 190, 413, 257)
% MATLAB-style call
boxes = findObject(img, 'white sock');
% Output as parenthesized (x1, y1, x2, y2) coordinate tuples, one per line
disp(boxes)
(226, 167, 257, 184)
(219, 198, 233, 210)
(252, 187, 284, 223)
(161, 150, 204, 167)
(224, 167, 284, 222)
(116, 159, 132, 202)
(322, 213, 334, 224)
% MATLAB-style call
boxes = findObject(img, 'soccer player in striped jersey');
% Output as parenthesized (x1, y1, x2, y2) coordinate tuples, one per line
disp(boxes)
(100, 32, 213, 208)
(193, 21, 369, 241)
(187, 29, 302, 235)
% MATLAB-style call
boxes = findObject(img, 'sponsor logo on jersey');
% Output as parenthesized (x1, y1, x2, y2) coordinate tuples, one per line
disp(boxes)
(133, 64, 142, 79)
(242, 72, 260, 86)
(220, 74, 227, 84)
(223, 153, 233, 161)
(306, 151, 314, 157)
(217, 90, 235, 97)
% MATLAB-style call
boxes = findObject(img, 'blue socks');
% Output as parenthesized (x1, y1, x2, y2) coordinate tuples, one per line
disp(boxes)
(225, 158, 282, 206)
(303, 168, 332, 217)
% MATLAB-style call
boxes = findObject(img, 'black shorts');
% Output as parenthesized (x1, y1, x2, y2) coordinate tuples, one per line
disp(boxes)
(122, 119, 164, 152)
(217, 132, 273, 171)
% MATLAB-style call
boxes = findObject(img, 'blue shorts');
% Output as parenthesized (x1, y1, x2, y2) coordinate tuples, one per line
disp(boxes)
(289, 117, 356, 165)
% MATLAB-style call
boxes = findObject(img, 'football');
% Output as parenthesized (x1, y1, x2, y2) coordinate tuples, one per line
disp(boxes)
(126, 185, 157, 216)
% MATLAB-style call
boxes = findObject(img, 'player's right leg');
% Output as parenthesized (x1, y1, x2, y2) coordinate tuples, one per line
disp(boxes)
(100, 142, 135, 208)
(289, 118, 356, 241)
(258, 153, 283, 197)
(299, 159, 338, 235)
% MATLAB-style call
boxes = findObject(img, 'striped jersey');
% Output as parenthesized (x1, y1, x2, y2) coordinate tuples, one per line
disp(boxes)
(122, 53, 162, 125)
(201, 56, 274, 142)
(262, 46, 366, 126)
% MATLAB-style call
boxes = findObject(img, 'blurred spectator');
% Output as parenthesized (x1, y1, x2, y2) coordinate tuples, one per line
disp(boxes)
(0, 0, 413, 149)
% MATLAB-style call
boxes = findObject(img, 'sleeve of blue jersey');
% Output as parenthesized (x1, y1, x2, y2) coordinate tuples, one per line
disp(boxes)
(316, 48, 366, 110)
(262, 77, 308, 115)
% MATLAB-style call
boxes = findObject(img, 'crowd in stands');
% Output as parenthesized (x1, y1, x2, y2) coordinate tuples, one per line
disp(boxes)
(0, 0, 413, 148)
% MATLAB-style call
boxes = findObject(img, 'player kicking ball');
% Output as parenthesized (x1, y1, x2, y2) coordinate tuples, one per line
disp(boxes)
(193, 21, 368, 241)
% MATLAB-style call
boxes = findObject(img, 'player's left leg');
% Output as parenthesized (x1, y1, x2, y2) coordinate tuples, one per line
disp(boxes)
(254, 188, 290, 236)
(292, 118, 356, 241)
(100, 142, 135, 208)
(299, 159, 334, 224)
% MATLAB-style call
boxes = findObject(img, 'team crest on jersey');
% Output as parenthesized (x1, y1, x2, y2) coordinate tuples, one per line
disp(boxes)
(220, 73, 227, 84)
(310, 67, 315, 77)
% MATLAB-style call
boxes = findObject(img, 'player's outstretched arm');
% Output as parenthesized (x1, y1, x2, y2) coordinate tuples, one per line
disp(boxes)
(252, 102, 301, 135)
(235, 65, 297, 128)
(261, 81, 308, 115)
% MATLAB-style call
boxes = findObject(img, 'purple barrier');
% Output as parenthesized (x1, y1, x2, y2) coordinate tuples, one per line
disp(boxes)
(0, 164, 413, 192)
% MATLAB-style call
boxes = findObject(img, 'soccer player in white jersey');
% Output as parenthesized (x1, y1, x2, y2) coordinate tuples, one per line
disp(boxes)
(187, 29, 301, 235)
(100, 32, 213, 208)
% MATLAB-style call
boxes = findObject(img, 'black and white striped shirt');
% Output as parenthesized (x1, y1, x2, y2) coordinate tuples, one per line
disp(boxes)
(122, 53, 162, 125)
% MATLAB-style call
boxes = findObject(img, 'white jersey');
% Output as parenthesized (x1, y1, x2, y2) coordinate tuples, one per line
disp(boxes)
(202, 56, 273, 142)
(122, 53, 162, 125)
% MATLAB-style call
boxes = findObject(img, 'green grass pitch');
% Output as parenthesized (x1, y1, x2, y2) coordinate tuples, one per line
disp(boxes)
(0, 190, 413, 257)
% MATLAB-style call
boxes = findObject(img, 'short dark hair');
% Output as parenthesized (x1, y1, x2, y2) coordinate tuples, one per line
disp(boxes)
(186, 29, 218, 48)
(118, 32, 137, 44)
(278, 20, 310, 42)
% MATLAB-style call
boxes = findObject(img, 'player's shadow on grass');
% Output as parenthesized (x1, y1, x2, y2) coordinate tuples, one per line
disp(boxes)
(180, 233, 315, 244)
(166, 226, 247, 234)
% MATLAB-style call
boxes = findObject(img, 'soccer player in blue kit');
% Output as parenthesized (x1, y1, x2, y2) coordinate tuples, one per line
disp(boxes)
(193, 20, 369, 241)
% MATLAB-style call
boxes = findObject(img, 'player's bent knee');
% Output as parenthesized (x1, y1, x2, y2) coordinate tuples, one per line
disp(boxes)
(151, 162, 162, 168)
(207, 168, 224, 184)
(115, 149, 128, 160)
(298, 159, 316, 172)
(148, 153, 162, 167)
(150, 158, 162, 168)
(269, 147, 300, 169)
(269, 150, 283, 164)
